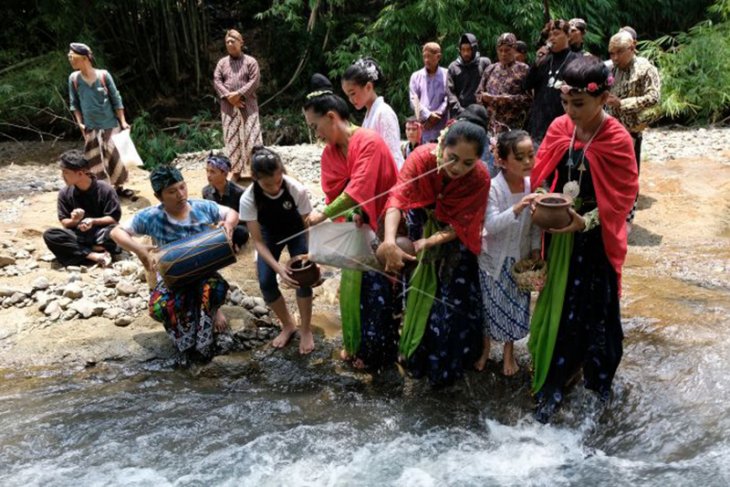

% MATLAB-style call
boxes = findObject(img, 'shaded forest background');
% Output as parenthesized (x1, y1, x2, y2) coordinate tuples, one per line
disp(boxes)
(1, 0, 729, 164)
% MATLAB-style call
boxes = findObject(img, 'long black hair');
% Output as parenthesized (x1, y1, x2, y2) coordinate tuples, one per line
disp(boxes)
(302, 73, 350, 118)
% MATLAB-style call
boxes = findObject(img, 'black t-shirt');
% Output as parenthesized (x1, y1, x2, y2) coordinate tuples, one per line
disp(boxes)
(57, 179, 121, 222)
(525, 48, 580, 142)
(202, 181, 245, 212)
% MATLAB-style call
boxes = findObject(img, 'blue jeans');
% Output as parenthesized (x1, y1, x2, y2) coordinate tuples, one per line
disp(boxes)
(257, 231, 312, 303)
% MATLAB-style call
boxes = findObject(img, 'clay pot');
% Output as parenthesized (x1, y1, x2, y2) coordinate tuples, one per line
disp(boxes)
(395, 236, 416, 257)
(286, 255, 321, 287)
(531, 193, 573, 230)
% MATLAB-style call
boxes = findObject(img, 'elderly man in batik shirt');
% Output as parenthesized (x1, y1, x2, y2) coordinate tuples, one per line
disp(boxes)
(213, 29, 263, 185)
(606, 31, 661, 224)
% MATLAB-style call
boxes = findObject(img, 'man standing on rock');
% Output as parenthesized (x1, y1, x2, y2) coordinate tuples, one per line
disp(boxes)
(111, 166, 238, 365)
(67, 42, 133, 198)
(213, 29, 263, 185)
(606, 31, 661, 226)
(43, 150, 121, 267)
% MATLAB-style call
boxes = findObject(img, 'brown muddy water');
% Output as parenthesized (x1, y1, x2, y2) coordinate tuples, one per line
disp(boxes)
(0, 141, 728, 486)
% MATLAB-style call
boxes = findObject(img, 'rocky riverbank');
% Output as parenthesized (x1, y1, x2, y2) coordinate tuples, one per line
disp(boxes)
(0, 126, 728, 372)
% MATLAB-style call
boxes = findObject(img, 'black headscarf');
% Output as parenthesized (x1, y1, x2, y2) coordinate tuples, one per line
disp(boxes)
(150, 166, 184, 194)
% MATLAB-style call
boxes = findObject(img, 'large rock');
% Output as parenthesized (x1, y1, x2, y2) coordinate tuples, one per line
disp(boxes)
(116, 280, 138, 296)
(62, 283, 83, 299)
(114, 316, 133, 327)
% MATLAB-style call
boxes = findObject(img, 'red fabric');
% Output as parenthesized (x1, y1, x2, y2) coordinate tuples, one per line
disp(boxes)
(531, 114, 638, 290)
(386, 144, 490, 255)
(320, 128, 399, 231)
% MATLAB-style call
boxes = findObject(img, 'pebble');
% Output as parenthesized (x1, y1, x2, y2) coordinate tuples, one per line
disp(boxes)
(70, 299, 106, 319)
(103, 269, 120, 288)
(114, 316, 133, 327)
(67, 272, 81, 283)
(44, 300, 61, 316)
(62, 283, 83, 299)
(61, 309, 78, 321)
(39, 253, 55, 262)
(251, 305, 269, 317)
(66, 266, 81, 272)
(14, 250, 31, 260)
(32, 276, 50, 291)
(115, 280, 138, 296)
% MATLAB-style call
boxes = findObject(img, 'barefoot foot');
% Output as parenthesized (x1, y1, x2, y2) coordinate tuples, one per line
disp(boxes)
(474, 353, 489, 372)
(339, 349, 352, 361)
(299, 328, 315, 355)
(502, 357, 520, 376)
(272, 327, 297, 348)
(213, 308, 228, 333)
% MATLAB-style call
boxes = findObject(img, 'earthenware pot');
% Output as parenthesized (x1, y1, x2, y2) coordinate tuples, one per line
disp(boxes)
(286, 255, 321, 287)
(532, 193, 573, 230)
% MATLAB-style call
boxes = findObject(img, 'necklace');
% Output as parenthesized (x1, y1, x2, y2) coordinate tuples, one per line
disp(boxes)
(547, 52, 570, 88)
(564, 112, 606, 199)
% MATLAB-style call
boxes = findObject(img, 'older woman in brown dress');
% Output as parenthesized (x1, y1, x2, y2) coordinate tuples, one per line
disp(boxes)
(213, 29, 263, 184)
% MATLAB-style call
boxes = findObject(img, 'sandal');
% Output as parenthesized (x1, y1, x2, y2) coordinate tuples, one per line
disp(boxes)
(116, 187, 136, 199)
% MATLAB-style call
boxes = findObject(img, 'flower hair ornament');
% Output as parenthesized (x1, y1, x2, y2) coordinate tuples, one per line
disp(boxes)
(306, 89, 333, 100)
(553, 76, 614, 94)
(356, 58, 379, 82)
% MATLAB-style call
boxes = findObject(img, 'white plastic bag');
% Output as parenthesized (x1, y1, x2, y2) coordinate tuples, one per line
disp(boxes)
(111, 129, 144, 168)
(308, 221, 383, 272)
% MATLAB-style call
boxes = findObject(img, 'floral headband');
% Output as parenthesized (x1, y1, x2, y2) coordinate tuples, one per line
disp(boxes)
(553, 76, 614, 94)
(306, 89, 333, 100)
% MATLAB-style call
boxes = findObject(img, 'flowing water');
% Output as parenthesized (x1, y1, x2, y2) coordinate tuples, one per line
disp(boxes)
(0, 287, 728, 487)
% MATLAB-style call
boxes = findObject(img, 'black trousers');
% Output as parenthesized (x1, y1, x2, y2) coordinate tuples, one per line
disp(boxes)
(627, 132, 643, 223)
(43, 226, 117, 266)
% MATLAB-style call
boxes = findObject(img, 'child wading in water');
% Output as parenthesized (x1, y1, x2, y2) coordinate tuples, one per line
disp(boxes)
(476, 130, 541, 375)
(239, 147, 316, 354)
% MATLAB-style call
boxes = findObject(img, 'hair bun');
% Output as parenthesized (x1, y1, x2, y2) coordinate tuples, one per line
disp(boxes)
(456, 104, 489, 132)
(310, 73, 333, 92)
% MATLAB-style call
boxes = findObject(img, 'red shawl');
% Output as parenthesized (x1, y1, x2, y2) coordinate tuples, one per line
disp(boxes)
(386, 144, 490, 255)
(531, 114, 638, 289)
(321, 128, 399, 231)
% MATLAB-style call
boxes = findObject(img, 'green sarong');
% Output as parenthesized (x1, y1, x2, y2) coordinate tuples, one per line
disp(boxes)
(398, 213, 439, 359)
(528, 232, 574, 394)
(340, 208, 364, 356)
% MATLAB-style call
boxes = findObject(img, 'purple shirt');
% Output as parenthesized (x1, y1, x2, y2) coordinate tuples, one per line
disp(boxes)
(409, 67, 449, 143)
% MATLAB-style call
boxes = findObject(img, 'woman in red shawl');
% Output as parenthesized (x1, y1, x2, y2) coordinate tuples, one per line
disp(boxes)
(527, 57, 638, 423)
(304, 74, 400, 370)
(377, 109, 490, 387)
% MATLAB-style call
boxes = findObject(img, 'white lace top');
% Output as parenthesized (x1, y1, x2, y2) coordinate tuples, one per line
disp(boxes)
(363, 96, 404, 169)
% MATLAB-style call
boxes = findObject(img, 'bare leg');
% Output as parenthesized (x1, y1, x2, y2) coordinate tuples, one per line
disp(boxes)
(297, 295, 314, 354)
(213, 308, 228, 333)
(503, 341, 519, 376)
(269, 296, 297, 348)
(474, 335, 491, 371)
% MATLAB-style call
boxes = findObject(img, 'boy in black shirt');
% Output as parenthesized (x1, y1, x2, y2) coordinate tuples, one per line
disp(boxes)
(43, 150, 121, 266)
(201, 153, 249, 250)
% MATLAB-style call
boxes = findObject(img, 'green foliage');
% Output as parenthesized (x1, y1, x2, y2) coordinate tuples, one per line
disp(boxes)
(641, 4, 730, 123)
(131, 111, 223, 169)
(0, 52, 73, 135)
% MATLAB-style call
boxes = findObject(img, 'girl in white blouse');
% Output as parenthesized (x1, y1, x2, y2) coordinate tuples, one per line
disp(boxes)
(341, 58, 405, 169)
(476, 130, 542, 375)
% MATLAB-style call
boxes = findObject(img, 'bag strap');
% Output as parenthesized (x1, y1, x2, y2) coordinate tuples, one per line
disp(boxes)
(72, 69, 109, 95)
